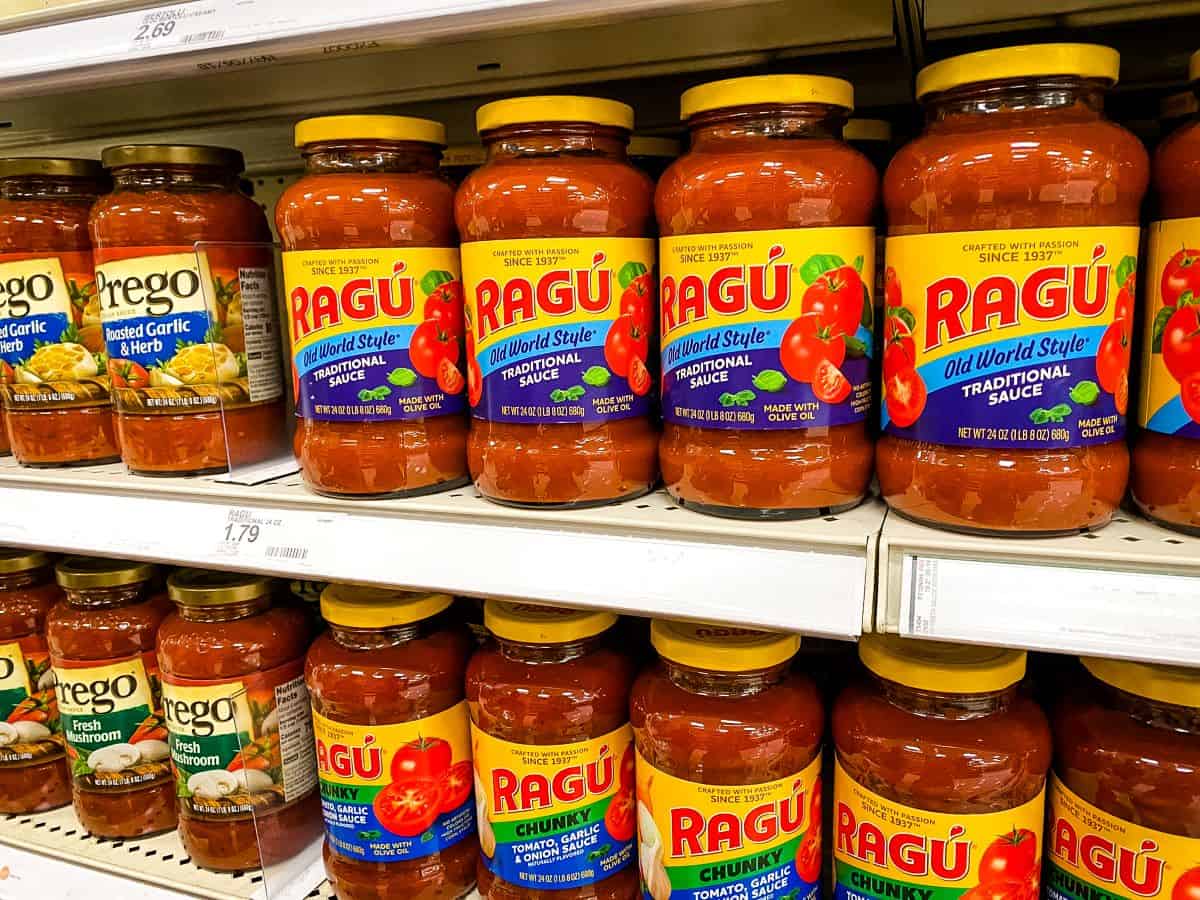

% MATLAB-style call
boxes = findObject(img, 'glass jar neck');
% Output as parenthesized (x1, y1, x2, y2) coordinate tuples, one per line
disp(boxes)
(0, 566, 53, 592)
(302, 140, 442, 175)
(663, 658, 788, 698)
(65, 580, 154, 610)
(175, 595, 270, 623)
(111, 164, 237, 192)
(1106, 681, 1200, 736)
(687, 103, 846, 150)
(482, 123, 630, 162)
(924, 76, 1108, 129)
(496, 634, 602, 665)
(329, 613, 444, 651)
(872, 671, 1011, 720)
(0, 176, 104, 202)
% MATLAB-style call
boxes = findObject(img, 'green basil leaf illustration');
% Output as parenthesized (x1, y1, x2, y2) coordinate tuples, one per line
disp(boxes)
(894, 307, 917, 333)
(799, 254, 846, 285)
(387, 367, 418, 387)
(860, 283, 873, 329)
(1115, 255, 1137, 288)
(853, 255, 864, 273)
(582, 365, 611, 387)
(752, 369, 787, 392)
(565, 385, 587, 401)
(718, 392, 736, 407)
(1030, 408, 1051, 425)
(357, 388, 374, 402)
(844, 335, 868, 358)
(733, 389, 756, 403)
(1152, 306, 1176, 352)
(1069, 380, 1101, 406)
(358, 829, 382, 840)
(617, 261, 649, 290)
(1050, 402, 1073, 419)
(550, 388, 568, 402)
(420, 269, 455, 296)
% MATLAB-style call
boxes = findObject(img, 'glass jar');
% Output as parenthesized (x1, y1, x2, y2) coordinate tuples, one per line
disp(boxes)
(631, 622, 824, 899)
(440, 145, 486, 186)
(466, 602, 639, 899)
(1132, 48, 1200, 534)
(657, 75, 878, 518)
(877, 44, 1149, 534)
(277, 116, 470, 498)
(306, 585, 477, 900)
(0, 157, 119, 466)
(0, 549, 69, 813)
(89, 144, 287, 476)
(832, 636, 1051, 900)
(1047, 658, 1200, 900)
(47, 557, 175, 837)
(157, 569, 317, 871)
(627, 136, 680, 181)
(456, 96, 659, 508)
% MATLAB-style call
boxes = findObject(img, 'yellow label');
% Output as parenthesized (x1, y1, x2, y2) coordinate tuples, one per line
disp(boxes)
(833, 758, 1046, 899)
(0, 642, 32, 698)
(636, 750, 822, 900)
(471, 722, 637, 889)
(1046, 774, 1200, 900)
(1141, 218, 1200, 435)
(883, 227, 1138, 448)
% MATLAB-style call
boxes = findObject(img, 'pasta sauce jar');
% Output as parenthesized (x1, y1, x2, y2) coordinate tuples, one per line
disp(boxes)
(833, 636, 1051, 900)
(657, 76, 878, 518)
(306, 585, 477, 899)
(467, 602, 639, 899)
(631, 622, 824, 900)
(47, 557, 175, 838)
(0, 158, 119, 466)
(1133, 49, 1200, 534)
(1047, 658, 1200, 900)
(89, 144, 287, 476)
(877, 44, 1148, 534)
(0, 549, 69, 813)
(157, 569, 318, 871)
(277, 116, 470, 498)
(457, 97, 658, 508)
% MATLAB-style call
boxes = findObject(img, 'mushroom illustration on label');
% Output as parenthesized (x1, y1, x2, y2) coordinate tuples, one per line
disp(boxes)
(88, 742, 141, 773)
(188, 769, 240, 799)
(132, 739, 169, 762)
(0, 721, 51, 745)
(233, 769, 275, 793)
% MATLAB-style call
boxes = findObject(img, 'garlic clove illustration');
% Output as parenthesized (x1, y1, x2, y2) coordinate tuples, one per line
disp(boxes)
(474, 764, 496, 858)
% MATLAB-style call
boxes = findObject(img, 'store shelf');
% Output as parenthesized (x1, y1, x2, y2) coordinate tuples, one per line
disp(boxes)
(0, 457, 879, 639)
(877, 510, 1200, 665)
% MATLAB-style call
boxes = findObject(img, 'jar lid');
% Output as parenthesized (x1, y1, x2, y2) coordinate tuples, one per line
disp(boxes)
(0, 548, 51, 575)
(167, 568, 272, 606)
(55, 556, 156, 590)
(1083, 657, 1200, 708)
(0, 158, 103, 179)
(320, 583, 452, 628)
(843, 118, 893, 143)
(440, 144, 487, 167)
(628, 136, 681, 158)
(484, 601, 616, 644)
(476, 96, 634, 134)
(651, 619, 800, 672)
(859, 634, 1026, 693)
(681, 75, 855, 120)
(916, 43, 1120, 100)
(294, 114, 446, 148)
(101, 144, 245, 172)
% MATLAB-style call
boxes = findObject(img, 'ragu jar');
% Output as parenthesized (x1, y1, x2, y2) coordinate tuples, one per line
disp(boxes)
(1133, 48, 1200, 534)
(306, 585, 478, 900)
(156, 569, 318, 872)
(440, 144, 486, 186)
(47, 557, 175, 838)
(277, 116, 470, 498)
(0, 157, 120, 466)
(467, 602, 639, 899)
(89, 144, 287, 476)
(1047, 658, 1200, 900)
(656, 75, 878, 518)
(877, 44, 1149, 534)
(0, 549, 69, 813)
(631, 622, 824, 900)
(627, 136, 680, 181)
(833, 636, 1051, 900)
(456, 96, 659, 508)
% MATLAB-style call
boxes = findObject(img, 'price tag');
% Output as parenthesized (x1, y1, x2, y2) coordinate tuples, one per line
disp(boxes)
(127, 3, 224, 54)
(213, 506, 339, 570)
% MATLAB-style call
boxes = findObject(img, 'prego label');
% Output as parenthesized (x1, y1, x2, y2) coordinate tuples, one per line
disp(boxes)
(1140, 218, 1200, 436)
(0, 635, 64, 767)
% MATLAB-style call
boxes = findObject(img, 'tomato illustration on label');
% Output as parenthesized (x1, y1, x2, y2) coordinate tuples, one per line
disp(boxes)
(1174, 868, 1200, 900)
(108, 359, 150, 389)
(422, 271, 465, 337)
(391, 736, 452, 782)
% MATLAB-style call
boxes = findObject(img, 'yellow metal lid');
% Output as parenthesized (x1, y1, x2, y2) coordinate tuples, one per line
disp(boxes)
(294, 114, 446, 148)
(167, 568, 273, 607)
(101, 144, 245, 171)
(681, 74, 854, 120)
(485, 601, 616, 644)
(0, 548, 51, 575)
(1191, 49, 1200, 83)
(320, 584, 453, 629)
(476, 96, 634, 133)
(916, 43, 1120, 99)
(843, 118, 893, 143)
(651, 619, 800, 672)
(1083, 657, 1200, 709)
(628, 136, 681, 158)
(55, 556, 157, 590)
(859, 634, 1026, 693)
(0, 158, 104, 179)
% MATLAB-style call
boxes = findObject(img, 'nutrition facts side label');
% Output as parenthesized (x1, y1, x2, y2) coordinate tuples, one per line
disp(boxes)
(273, 674, 317, 802)
(238, 264, 285, 402)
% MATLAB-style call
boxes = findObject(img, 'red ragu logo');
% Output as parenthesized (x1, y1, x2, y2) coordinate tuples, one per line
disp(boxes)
(1050, 815, 1165, 897)
(924, 243, 1112, 351)
(474, 252, 613, 341)
(671, 786, 808, 857)
(662, 244, 790, 335)
(315, 733, 384, 780)
(836, 801, 971, 880)
(493, 744, 615, 813)
(291, 260, 416, 340)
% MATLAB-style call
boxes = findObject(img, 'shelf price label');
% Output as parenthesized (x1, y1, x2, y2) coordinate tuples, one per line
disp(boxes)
(214, 506, 336, 570)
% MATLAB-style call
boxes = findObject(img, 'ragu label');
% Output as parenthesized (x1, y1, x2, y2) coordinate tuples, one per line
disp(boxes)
(1140, 218, 1200, 436)
(471, 722, 637, 890)
(636, 750, 822, 900)
(1045, 774, 1200, 900)
(0, 251, 111, 412)
(162, 658, 316, 819)
(0, 635, 64, 767)
(313, 701, 476, 863)
(93, 244, 284, 415)
(52, 650, 172, 792)
(882, 227, 1139, 448)
(833, 759, 1045, 900)
(659, 228, 875, 430)
(461, 237, 657, 423)
(283, 247, 467, 421)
